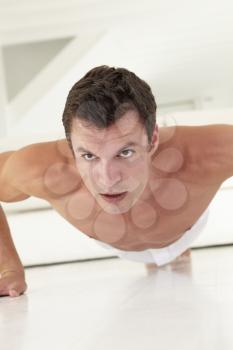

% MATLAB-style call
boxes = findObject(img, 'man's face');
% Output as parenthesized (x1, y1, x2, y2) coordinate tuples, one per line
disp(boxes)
(71, 110, 159, 214)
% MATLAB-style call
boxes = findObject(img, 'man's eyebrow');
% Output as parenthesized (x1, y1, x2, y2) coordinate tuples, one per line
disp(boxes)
(76, 142, 139, 154)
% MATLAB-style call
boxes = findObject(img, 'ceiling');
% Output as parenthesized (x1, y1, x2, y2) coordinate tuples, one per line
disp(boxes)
(0, 0, 166, 45)
(1, 0, 233, 46)
(1, 0, 233, 102)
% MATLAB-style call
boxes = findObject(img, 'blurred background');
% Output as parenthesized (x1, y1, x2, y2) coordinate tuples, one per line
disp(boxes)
(0, 0, 233, 267)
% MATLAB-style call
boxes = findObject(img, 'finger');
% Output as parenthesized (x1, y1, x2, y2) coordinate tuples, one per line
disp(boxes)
(0, 281, 20, 296)
(0, 280, 9, 295)
(9, 289, 19, 297)
(0, 286, 16, 297)
(0, 290, 10, 297)
(0, 277, 27, 296)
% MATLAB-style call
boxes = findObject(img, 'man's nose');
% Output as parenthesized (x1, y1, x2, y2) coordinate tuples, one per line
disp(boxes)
(95, 162, 122, 188)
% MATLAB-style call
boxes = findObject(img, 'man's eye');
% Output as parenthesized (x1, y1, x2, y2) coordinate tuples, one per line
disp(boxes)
(81, 153, 95, 161)
(81, 149, 135, 161)
(119, 149, 135, 158)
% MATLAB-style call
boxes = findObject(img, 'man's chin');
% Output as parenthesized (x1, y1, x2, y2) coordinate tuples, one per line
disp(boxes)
(101, 205, 130, 215)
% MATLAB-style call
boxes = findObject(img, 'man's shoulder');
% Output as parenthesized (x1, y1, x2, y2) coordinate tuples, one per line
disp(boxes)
(183, 124, 233, 183)
(34, 139, 81, 200)
(157, 124, 232, 186)
(10, 138, 77, 200)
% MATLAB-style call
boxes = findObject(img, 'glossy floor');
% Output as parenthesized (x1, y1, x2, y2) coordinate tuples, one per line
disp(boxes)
(1, 245, 233, 350)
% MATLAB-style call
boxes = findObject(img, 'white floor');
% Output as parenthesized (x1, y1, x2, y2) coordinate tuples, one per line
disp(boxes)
(1, 246, 233, 350)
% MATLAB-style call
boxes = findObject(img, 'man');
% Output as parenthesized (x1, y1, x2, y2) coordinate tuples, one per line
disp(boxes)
(0, 65, 232, 298)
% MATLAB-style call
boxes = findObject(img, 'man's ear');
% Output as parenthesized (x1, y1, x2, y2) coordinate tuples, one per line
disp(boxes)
(149, 125, 159, 152)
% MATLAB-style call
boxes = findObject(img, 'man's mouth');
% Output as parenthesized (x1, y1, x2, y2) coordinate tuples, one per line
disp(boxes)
(101, 192, 126, 196)
(100, 192, 128, 202)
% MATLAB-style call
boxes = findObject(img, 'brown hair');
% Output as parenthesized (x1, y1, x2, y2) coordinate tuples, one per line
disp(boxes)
(62, 65, 157, 155)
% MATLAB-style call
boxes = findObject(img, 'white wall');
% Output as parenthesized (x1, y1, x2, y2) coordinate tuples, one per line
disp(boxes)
(1, 3, 233, 138)
(2, 37, 73, 102)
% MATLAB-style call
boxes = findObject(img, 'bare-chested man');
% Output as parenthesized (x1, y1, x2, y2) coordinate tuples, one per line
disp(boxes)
(0, 65, 232, 297)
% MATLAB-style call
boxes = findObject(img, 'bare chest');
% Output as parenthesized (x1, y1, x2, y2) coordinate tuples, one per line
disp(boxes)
(48, 180, 221, 252)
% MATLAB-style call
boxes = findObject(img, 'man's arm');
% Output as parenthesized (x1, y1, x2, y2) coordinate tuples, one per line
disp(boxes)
(204, 124, 233, 183)
(0, 203, 26, 294)
(0, 147, 33, 297)
(0, 148, 33, 202)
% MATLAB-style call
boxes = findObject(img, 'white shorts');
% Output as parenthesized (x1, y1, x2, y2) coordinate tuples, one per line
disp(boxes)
(93, 207, 210, 266)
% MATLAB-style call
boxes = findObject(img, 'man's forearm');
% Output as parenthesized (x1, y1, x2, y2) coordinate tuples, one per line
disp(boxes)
(0, 203, 24, 274)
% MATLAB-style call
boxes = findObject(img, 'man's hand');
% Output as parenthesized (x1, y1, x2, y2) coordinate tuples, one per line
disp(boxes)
(0, 270, 27, 297)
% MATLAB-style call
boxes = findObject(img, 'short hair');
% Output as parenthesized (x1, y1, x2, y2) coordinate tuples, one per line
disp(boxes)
(62, 65, 157, 155)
